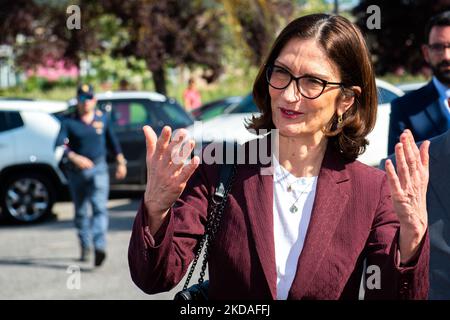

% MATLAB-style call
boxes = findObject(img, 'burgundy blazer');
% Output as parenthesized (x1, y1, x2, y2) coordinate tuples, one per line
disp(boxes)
(128, 141, 429, 300)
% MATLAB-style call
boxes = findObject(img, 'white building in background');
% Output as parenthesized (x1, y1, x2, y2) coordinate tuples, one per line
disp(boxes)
(0, 45, 17, 88)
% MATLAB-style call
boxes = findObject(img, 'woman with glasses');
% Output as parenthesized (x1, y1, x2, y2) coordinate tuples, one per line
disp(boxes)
(128, 14, 430, 299)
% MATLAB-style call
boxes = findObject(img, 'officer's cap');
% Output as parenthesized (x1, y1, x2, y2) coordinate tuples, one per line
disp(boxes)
(77, 84, 95, 102)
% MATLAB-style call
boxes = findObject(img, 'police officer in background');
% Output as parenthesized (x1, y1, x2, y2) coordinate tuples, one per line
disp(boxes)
(56, 84, 127, 267)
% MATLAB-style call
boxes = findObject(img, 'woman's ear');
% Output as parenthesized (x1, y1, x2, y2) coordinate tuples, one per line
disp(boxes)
(337, 86, 361, 115)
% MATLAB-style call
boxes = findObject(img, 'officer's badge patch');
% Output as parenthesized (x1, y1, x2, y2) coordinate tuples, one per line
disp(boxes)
(92, 121, 104, 134)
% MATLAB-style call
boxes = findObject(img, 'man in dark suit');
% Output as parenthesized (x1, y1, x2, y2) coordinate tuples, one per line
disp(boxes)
(388, 11, 450, 154)
(381, 129, 450, 299)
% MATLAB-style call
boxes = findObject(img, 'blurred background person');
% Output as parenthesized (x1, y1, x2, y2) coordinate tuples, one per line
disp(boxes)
(56, 84, 127, 267)
(183, 77, 202, 112)
(388, 11, 450, 154)
(119, 79, 130, 91)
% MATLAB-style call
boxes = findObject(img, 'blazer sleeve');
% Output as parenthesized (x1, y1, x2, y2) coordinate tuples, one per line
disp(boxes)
(363, 174, 429, 300)
(128, 163, 217, 294)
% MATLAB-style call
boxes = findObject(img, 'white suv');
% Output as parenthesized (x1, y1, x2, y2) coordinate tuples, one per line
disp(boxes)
(0, 100, 68, 223)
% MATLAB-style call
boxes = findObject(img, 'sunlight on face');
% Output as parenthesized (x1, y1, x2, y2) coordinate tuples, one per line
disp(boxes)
(269, 38, 346, 140)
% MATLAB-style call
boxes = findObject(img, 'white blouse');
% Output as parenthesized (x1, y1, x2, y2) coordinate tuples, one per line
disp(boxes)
(272, 156, 318, 300)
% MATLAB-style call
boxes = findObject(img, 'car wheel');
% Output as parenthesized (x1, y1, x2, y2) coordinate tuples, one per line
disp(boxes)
(0, 173, 56, 223)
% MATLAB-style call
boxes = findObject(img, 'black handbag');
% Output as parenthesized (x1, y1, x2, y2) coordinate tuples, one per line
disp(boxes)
(174, 146, 237, 301)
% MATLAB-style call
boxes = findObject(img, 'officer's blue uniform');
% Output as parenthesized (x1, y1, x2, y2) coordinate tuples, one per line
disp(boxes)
(56, 109, 122, 254)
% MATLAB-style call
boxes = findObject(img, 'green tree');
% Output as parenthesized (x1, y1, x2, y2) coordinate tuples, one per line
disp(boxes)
(0, 0, 297, 96)
(101, 0, 224, 95)
(0, 0, 106, 69)
(222, 0, 294, 66)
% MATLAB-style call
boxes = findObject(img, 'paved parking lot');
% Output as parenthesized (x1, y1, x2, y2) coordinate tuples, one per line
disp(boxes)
(0, 197, 196, 300)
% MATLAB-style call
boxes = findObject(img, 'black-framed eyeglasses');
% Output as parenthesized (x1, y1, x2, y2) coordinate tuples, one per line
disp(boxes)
(428, 43, 450, 53)
(266, 64, 345, 99)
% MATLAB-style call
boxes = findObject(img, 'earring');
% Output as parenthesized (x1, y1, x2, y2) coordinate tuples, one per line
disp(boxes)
(337, 114, 343, 125)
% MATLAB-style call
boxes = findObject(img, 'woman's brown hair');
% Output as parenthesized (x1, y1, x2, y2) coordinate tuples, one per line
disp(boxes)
(249, 13, 377, 161)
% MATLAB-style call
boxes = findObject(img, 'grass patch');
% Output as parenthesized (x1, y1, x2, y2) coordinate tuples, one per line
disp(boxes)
(378, 73, 429, 85)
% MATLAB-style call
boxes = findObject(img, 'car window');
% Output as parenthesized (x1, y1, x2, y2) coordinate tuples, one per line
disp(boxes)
(114, 102, 147, 126)
(377, 87, 399, 105)
(0, 111, 24, 132)
(99, 100, 150, 132)
(53, 105, 76, 120)
(197, 104, 230, 121)
(8, 111, 24, 129)
(151, 100, 194, 128)
(0, 112, 7, 132)
(97, 98, 193, 132)
(227, 94, 259, 114)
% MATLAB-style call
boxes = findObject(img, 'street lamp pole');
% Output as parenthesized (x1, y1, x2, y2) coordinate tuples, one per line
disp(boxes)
(334, 0, 339, 14)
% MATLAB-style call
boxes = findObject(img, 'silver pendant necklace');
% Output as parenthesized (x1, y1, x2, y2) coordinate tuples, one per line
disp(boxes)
(274, 159, 315, 213)
(276, 174, 314, 213)
(288, 180, 314, 213)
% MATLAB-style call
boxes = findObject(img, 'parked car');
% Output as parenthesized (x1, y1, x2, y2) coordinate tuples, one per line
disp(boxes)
(0, 92, 193, 223)
(376, 79, 405, 104)
(0, 100, 68, 223)
(0, 99, 67, 113)
(396, 81, 427, 94)
(0, 97, 34, 101)
(187, 93, 260, 150)
(187, 79, 404, 167)
(191, 96, 242, 121)
(62, 91, 195, 189)
(359, 79, 404, 166)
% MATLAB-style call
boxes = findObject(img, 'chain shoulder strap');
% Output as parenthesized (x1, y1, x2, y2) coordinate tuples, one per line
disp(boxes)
(182, 161, 237, 290)
(198, 163, 236, 284)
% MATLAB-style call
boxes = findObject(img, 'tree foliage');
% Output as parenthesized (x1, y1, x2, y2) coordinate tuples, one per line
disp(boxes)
(0, 0, 294, 94)
(222, 0, 293, 66)
(0, 0, 106, 68)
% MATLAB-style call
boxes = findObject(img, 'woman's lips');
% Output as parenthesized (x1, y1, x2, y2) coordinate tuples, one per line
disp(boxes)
(279, 107, 303, 119)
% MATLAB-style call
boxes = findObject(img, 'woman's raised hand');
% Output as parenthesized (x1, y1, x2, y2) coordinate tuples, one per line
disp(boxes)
(143, 125, 199, 234)
(385, 129, 429, 264)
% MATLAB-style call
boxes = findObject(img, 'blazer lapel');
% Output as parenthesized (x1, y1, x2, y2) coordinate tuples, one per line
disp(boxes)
(242, 163, 277, 299)
(421, 82, 449, 134)
(287, 145, 350, 299)
(422, 100, 449, 133)
(239, 134, 277, 299)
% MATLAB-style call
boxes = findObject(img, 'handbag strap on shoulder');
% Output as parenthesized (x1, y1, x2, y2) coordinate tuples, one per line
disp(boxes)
(181, 142, 238, 290)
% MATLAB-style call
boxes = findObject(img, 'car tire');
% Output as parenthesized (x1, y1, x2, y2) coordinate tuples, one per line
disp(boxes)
(0, 172, 56, 223)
